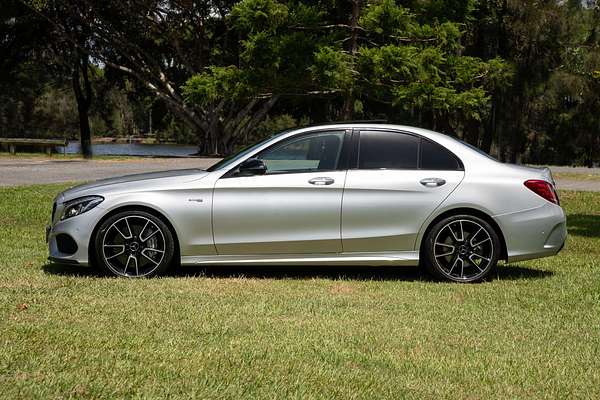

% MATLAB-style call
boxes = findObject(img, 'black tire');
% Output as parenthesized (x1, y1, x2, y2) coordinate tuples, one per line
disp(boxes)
(93, 210, 175, 278)
(422, 214, 501, 283)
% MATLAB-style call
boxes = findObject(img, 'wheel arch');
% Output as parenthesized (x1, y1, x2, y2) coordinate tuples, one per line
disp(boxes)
(88, 204, 181, 267)
(418, 207, 508, 261)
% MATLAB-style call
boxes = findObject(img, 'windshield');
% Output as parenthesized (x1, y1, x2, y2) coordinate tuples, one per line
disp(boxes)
(206, 129, 292, 172)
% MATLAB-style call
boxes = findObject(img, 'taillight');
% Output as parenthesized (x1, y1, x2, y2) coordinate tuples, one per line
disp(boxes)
(524, 180, 559, 205)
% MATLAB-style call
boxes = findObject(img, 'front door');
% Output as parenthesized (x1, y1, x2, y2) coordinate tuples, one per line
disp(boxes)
(213, 130, 348, 255)
(342, 130, 465, 252)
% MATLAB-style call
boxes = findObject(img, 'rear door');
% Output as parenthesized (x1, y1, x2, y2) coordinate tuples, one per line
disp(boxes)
(341, 129, 465, 252)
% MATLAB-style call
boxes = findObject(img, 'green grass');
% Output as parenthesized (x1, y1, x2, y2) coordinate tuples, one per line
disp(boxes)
(0, 185, 599, 399)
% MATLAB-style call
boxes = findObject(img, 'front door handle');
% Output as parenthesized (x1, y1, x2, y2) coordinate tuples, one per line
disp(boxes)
(308, 177, 335, 186)
(420, 177, 446, 187)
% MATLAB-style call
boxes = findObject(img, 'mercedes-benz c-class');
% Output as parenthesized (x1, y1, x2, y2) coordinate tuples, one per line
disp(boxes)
(47, 124, 566, 282)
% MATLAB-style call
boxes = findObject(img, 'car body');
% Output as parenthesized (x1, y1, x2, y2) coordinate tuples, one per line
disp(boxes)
(47, 123, 566, 281)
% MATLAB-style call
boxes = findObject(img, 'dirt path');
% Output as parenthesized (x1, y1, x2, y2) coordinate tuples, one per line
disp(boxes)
(549, 166, 600, 192)
(554, 179, 600, 192)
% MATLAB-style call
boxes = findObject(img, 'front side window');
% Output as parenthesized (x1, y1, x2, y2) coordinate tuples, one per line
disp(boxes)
(257, 131, 345, 174)
(358, 131, 419, 169)
(206, 129, 292, 172)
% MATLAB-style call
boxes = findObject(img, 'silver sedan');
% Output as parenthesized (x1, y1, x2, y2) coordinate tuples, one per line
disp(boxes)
(47, 124, 566, 282)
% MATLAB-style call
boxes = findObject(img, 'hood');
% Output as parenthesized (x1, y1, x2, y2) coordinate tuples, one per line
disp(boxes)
(60, 169, 208, 202)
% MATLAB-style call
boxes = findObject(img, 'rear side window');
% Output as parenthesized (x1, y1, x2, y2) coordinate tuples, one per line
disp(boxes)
(420, 139, 463, 170)
(358, 131, 419, 169)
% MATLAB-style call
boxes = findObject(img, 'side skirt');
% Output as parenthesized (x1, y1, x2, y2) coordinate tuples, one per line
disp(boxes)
(180, 251, 420, 267)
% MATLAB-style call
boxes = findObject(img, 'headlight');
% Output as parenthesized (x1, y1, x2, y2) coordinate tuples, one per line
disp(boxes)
(60, 196, 104, 220)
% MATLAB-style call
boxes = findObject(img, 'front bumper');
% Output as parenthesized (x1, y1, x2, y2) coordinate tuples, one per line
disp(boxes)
(48, 256, 80, 265)
(47, 205, 105, 266)
(494, 202, 567, 263)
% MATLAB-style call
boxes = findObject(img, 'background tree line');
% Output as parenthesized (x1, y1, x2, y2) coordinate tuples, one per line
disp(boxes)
(1, 0, 598, 165)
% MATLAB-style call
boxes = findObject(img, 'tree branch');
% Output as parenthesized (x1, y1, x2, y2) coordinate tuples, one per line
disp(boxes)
(236, 95, 280, 139)
(289, 24, 363, 31)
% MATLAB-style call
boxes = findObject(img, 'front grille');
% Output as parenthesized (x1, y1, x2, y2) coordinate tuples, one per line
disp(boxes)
(52, 202, 57, 222)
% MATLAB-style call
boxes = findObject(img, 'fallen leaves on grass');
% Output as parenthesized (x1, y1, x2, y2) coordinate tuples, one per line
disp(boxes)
(329, 282, 356, 294)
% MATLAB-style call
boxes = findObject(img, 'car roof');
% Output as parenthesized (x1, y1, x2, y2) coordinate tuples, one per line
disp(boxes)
(289, 123, 499, 168)
(217, 123, 500, 175)
(296, 123, 447, 140)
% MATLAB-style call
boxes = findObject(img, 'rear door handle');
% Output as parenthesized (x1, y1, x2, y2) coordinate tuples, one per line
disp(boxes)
(308, 177, 335, 186)
(420, 177, 446, 187)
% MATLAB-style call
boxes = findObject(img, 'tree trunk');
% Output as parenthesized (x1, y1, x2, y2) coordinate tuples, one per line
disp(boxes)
(341, 0, 360, 120)
(72, 49, 93, 159)
(436, 114, 453, 136)
(481, 100, 496, 153)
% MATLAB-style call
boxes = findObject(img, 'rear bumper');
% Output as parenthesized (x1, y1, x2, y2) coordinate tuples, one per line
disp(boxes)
(494, 202, 567, 263)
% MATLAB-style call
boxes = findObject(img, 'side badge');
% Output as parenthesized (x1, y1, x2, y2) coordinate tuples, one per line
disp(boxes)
(188, 198, 204, 203)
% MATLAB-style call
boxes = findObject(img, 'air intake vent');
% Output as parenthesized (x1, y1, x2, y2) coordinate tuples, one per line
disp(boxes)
(56, 234, 78, 255)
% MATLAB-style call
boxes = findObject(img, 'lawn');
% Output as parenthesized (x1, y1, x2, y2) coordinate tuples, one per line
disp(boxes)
(0, 184, 599, 399)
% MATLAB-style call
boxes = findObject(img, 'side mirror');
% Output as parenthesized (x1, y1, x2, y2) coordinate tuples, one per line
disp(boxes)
(237, 158, 267, 176)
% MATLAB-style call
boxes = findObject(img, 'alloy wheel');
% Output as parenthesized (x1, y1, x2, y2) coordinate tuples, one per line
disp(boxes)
(101, 215, 166, 277)
(432, 219, 494, 281)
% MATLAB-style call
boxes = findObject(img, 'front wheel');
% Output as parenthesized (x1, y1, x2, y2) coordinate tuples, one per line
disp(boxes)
(422, 215, 501, 283)
(94, 210, 175, 277)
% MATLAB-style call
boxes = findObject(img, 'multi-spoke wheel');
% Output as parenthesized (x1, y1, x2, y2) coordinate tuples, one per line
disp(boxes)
(422, 215, 501, 282)
(94, 210, 175, 277)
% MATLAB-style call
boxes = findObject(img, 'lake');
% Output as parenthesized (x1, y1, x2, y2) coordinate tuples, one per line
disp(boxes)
(65, 142, 198, 157)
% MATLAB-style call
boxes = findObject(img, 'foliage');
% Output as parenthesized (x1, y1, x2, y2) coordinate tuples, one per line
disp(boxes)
(1, 0, 599, 164)
(252, 113, 310, 142)
(183, 66, 247, 106)
(310, 46, 354, 91)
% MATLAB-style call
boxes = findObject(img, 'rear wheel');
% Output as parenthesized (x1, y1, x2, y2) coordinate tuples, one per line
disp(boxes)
(422, 214, 500, 282)
(94, 210, 175, 277)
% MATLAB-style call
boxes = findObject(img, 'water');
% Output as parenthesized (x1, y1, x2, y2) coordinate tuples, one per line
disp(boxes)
(65, 142, 198, 157)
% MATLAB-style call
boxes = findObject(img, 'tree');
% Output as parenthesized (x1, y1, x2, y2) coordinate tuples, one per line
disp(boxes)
(0, 1, 52, 138)
(306, 0, 512, 141)
(6, 0, 598, 166)
(8, 0, 96, 157)
(527, 1, 600, 166)
(21, 0, 248, 154)
(468, 0, 570, 162)
(183, 0, 334, 153)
